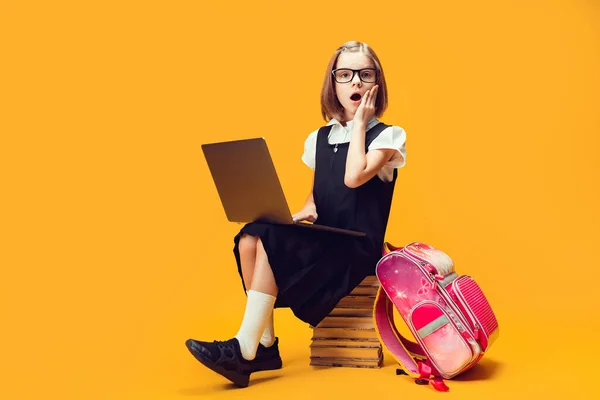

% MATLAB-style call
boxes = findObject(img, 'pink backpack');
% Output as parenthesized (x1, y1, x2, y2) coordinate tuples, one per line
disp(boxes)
(374, 242, 499, 392)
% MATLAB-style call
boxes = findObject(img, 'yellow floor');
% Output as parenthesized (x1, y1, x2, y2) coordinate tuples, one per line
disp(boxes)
(18, 308, 588, 400)
(157, 320, 595, 400)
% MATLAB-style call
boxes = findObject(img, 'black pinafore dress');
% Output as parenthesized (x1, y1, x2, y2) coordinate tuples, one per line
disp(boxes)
(233, 122, 397, 327)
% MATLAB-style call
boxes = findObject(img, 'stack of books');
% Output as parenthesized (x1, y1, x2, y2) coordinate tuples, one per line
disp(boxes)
(309, 276, 383, 368)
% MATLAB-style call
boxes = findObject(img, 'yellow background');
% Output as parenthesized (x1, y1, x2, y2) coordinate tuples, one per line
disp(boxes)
(2, 0, 599, 399)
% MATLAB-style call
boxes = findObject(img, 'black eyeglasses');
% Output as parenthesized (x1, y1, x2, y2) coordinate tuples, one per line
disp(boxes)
(332, 68, 378, 83)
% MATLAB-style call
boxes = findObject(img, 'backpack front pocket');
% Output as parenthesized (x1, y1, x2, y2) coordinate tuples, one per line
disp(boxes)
(410, 301, 476, 378)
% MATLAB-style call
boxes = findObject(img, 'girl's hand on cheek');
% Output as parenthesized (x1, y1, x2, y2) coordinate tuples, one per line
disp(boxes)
(354, 85, 378, 127)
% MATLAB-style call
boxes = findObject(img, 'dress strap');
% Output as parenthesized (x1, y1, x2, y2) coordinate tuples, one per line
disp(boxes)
(316, 125, 334, 151)
(365, 122, 390, 148)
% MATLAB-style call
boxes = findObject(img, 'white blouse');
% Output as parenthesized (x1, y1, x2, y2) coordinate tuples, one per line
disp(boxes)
(301, 117, 407, 182)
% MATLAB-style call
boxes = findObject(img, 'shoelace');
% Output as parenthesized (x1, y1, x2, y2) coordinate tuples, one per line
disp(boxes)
(214, 341, 236, 362)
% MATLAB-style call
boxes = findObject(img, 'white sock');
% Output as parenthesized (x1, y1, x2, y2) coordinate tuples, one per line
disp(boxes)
(235, 290, 276, 360)
(260, 311, 275, 348)
(246, 290, 276, 348)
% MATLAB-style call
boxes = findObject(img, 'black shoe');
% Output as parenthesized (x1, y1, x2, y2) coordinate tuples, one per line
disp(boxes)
(185, 338, 252, 388)
(252, 337, 283, 372)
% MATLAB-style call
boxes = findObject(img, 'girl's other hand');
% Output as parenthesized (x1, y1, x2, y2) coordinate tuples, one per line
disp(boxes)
(354, 85, 378, 126)
(292, 206, 318, 223)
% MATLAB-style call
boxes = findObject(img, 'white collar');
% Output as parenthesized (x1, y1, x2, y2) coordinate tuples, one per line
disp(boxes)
(327, 117, 380, 131)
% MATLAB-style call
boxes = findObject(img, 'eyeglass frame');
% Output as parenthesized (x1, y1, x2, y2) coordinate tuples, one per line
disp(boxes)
(331, 68, 378, 84)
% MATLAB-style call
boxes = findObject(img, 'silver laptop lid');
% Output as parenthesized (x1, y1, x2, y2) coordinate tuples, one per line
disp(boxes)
(201, 138, 294, 225)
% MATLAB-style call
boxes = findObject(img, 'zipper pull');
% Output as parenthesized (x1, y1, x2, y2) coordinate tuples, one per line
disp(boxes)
(428, 274, 437, 289)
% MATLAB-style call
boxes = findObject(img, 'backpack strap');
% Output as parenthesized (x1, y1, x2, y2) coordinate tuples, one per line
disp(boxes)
(373, 286, 421, 376)
(384, 296, 426, 359)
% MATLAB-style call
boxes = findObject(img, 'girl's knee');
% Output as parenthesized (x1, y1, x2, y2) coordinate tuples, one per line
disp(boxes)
(239, 234, 258, 255)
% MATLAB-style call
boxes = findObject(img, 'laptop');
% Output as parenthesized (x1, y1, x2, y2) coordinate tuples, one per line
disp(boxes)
(201, 137, 366, 237)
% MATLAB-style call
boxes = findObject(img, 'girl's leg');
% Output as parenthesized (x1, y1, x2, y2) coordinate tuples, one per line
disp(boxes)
(239, 234, 276, 347)
(238, 234, 258, 289)
(253, 238, 277, 346)
(249, 238, 278, 296)
(235, 238, 278, 359)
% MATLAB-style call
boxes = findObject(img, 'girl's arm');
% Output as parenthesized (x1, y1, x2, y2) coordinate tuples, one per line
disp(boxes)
(345, 143, 395, 188)
(345, 85, 395, 188)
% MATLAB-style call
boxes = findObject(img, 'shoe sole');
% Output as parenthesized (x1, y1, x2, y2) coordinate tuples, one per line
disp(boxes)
(251, 358, 283, 373)
(185, 341, 250, 388)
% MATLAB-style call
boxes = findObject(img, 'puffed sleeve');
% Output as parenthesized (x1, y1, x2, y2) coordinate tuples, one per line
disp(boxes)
(367, 125, 406, 168)
(301, 129, 319, 170)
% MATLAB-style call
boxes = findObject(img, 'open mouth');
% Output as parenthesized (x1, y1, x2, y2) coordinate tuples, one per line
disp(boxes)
(350, 93, 362, 101)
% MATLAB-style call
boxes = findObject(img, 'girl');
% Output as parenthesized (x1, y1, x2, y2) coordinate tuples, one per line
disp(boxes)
(186, 41, 407, 387)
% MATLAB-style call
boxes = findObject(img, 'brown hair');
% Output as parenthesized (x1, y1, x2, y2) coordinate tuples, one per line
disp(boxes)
(320, 41, 388, 123)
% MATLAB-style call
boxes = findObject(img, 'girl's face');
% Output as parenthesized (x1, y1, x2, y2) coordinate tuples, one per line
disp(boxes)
(334, 52, 377, 122)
